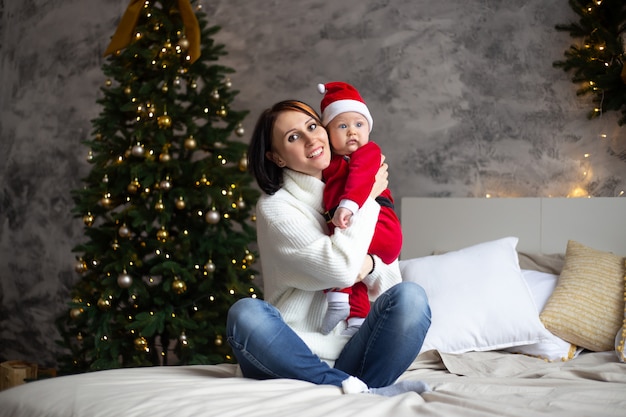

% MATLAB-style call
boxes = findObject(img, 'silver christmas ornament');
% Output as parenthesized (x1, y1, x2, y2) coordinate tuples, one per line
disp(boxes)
(131, 143, 145, 157)
(205, 260, 216, 273)
(117, 271, 133, 288)
(205, 209, 220, 224)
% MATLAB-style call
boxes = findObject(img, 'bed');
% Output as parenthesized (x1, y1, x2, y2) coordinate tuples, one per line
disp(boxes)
(1, 197, 625, 417)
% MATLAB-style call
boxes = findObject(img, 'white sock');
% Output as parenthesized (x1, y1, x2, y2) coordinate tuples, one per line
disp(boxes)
(341, 376, 369, 394)
(369, 380, 431, 397)
(341, 377, 431, 397)
(321, 293, 350, 334)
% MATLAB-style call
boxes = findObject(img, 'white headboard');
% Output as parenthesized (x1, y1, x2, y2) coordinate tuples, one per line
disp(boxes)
(400, 197, 626, 259)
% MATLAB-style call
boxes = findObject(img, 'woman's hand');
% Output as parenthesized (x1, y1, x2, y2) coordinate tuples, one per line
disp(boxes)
(370, 155, 388, 198)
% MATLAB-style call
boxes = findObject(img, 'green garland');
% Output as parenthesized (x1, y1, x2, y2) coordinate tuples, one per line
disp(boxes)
(554, 0, 626, 125)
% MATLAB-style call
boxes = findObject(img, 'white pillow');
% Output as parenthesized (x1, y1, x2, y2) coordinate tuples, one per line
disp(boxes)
(399, 237, 548, 354)
(505, 270, 581, 361)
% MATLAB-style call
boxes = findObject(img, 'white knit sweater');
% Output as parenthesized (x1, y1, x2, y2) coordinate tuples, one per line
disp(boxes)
(256, 169, 402, 363)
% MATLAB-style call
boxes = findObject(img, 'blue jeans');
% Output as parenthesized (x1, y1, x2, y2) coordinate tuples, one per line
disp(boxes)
(226, 281, 431, 388)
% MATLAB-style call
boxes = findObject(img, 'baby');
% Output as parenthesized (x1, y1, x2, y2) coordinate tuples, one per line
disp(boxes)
(318, 81, 403, 336)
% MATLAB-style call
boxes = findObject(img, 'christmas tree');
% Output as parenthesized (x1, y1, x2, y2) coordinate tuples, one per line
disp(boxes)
(56, 0, 261, 373)
(554, 0, 626, 125)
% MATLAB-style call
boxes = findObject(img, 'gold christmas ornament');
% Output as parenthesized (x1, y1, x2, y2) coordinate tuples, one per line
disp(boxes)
(157, 113, 172, 129)
(214, 335, 223, 346)
(75, 259, 88, 273)
(156, 227, 169, 242)
(134, 336, 149, 352)
(70, 308, 83, 319)
(184, 135, 197, 149)
(238, 154, 248, 171)
(217, 106, 227, 117)
(175, 197, 186, 210)
(124, 86, 132, 95)
(210, 89, 220, 100)
(235, 124, 245, 137)
(87, 151, 94, 162)
(100, 193, 112, 208)
(118, 224, 131, 238)
(171, 278, 187, 294)
(236, 197, 246, 210)
(161, 84, 169, 93)
(178, 37, 190, 50)
(111, 239, 121, 251)
(97, 297, 111, 311)
(83, 213, 95, 227)
(159, 149, 171, 162)
(155, 199, 165, 212)
(224, 77, 232, 88)
(127, 178, 140, 194)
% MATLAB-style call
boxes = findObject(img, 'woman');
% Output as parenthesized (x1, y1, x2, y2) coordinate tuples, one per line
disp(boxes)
(226, 100, 431, 396)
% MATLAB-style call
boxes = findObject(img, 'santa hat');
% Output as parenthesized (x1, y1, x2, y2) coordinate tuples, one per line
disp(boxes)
(317, 82, 373, 131)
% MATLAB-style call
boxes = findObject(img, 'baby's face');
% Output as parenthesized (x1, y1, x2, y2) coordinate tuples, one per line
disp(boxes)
(326, 111, 370, 156)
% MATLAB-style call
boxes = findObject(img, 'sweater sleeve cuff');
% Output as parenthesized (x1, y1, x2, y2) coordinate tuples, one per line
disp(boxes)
(361, 254, 379, 288)
(338, 199, 359, 215)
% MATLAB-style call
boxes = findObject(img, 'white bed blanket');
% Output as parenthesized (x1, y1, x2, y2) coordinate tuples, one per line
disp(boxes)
(0, 351, 624, 417)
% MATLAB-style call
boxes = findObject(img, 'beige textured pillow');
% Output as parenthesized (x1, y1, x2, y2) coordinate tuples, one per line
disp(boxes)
(540, 240, 625, 352)
(616, 259, 626, 362)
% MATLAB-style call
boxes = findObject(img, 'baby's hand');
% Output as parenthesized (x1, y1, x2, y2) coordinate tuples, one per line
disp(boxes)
(332, 207, 353, 229)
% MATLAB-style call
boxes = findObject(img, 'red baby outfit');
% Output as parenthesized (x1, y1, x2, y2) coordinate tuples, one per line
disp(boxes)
(323, 141, 403, 319)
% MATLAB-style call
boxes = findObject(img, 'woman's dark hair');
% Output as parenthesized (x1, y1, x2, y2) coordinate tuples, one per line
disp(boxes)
(248, 100, 322, 195)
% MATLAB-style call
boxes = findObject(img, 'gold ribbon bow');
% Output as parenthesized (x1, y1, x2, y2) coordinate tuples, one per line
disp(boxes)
(103, 0, 201, 63)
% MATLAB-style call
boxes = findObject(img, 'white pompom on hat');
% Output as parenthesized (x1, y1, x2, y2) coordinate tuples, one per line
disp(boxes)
(317, 82, 373, 131)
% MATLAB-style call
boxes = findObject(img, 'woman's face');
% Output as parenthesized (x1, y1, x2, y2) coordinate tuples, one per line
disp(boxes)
(266, 110, 331, 179)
